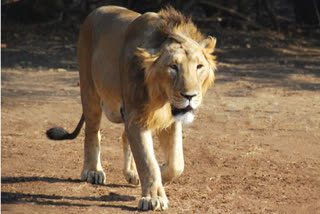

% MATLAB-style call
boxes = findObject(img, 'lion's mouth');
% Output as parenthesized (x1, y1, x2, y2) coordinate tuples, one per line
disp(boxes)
(171, 104, 193, 116)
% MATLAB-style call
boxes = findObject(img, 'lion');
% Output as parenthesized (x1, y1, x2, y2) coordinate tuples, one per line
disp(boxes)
(46, 5, 217, 211)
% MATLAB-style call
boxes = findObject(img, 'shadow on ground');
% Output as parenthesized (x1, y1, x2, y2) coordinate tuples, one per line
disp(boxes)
(216, 47, 320, 91)
(2, 191, 136, 211)
(2, 177, 137, 211)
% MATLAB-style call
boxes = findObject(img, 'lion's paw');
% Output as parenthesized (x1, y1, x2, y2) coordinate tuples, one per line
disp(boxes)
(81, 170, 106, 184)
(124, 170, 140, 185)
(138, 196, 169, 211)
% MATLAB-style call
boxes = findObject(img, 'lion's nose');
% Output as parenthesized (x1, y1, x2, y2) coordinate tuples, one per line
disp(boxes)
(180, 93, 197, 101)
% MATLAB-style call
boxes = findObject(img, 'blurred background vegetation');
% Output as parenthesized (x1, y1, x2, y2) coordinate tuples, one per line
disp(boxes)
(2, 0, 320, 61)
(2, 0, 320, 32)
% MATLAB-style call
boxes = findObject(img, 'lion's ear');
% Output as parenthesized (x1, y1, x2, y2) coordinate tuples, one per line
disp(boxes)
(200, 36, 217, 54)
(136, 48, 159, 71)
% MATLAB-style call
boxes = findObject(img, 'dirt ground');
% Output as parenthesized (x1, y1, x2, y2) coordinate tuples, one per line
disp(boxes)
(2, 18, 320, 214)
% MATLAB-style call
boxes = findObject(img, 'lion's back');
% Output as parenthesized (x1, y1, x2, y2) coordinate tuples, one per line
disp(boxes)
(77, 6, 140, 109)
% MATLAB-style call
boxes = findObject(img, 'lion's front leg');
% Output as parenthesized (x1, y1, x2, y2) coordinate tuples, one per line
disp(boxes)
(126, 123, 169, 211)
(158, 121, 184, 184)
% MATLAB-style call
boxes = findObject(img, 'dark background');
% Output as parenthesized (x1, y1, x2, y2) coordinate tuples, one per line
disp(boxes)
(2, 0, 320, 35)
(2, 0, 320, 70)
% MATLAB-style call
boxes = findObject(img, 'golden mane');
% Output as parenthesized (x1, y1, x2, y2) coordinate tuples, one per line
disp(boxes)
(131, 6, 217, 131)
(158, 6, 204, 43)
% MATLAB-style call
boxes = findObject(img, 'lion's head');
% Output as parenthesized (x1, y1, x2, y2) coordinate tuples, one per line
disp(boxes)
(135, 7, 217, 127)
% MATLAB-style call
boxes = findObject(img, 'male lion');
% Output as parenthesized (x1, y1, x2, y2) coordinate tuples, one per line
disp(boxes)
(47, 6, 217, 211)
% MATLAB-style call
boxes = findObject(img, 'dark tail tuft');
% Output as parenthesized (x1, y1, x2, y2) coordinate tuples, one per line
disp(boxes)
(46, 127, 73, 140)
(46, 114, 85, 141)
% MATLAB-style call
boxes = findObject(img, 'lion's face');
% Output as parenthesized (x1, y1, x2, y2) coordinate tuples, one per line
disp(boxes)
(137, 36, 216, 124)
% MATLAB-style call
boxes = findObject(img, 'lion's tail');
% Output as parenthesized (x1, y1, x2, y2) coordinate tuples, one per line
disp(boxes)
(46, 114, 85, 140)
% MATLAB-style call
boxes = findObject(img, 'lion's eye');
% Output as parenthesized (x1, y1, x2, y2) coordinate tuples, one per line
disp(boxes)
(170, 64, 178, 70)
(197, 64, 204, 70)
(169, 64, 178, 72)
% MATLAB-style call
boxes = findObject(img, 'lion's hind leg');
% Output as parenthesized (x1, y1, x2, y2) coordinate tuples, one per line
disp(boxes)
(77, 18, 106, 184)
(122, 131, 140, 185)
(158, 122, 184, 184)
(80, 89, 106, 185)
